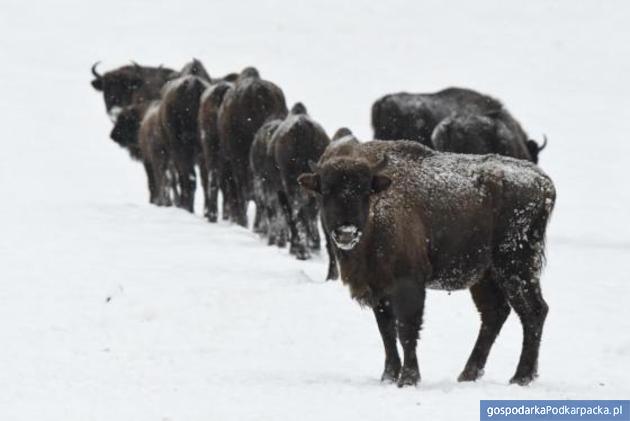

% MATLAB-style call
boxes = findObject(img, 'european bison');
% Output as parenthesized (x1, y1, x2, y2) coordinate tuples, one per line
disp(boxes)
(271, 103, 330, 260)
(298, 140, 556, 387)
(107, 62, 211, 209)
(157, 74, 209, 212)
(372, 87, 546, 162)
(91, 61, 176, 119)
(431, 111, 547, 163)
(217, 67, 288, 227)
(198, 81, 234, 222)
(138, 102, 174, 206)
(250, 118, 286, 245)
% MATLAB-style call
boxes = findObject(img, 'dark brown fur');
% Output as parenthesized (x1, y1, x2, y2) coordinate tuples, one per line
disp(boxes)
(271, 103, 330, 260)
(91, 62, 176, 115)
(372, 87, 546, 162)
(299, 140, 556, 387)
(198, 82, 234, 222)
(217, 67, 288, 227)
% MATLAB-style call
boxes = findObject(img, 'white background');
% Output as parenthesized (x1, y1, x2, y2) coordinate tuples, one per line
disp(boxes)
(1, 1, 629, 420)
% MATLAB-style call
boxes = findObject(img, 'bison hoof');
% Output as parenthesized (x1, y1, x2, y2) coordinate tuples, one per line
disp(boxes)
(397, 367, 420, 388)
(206, 213, 218, 223)
(458, 367, 484, 382)
(295, 250, 310, 260)
(381, 362, 401, 384)
(509, 373, 537, 386)
(326, 266, 339, 281)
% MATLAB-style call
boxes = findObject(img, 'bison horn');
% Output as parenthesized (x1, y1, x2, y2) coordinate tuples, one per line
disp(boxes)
(91, 61, 102, 79)
(539, 135, 548, 151)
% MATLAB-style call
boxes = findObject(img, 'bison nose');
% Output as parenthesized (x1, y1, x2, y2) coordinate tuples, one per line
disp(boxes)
(332, 225, 362, 251)
(108, 106, 123, 123)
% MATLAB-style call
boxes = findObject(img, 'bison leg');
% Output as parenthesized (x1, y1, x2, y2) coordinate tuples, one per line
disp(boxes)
(198, 156, 214, 222)
(305, 208, 321, 251)
(266, 201, 287, 247)
(458, 277, 511, 382)
(173, 145, 196, 213)
(219, 162, 232, 221)
(143, 161, 157, 205)
(227, 165, 248, 227)
(279, 193, 309, 259)
(233, 184, 248, 227)
(253, 203, 267, 234)
(253, 199, 268, 235)
(292, 207, 311, 260)
(504, 276, 548, 386)
(152, 151, 172, 207)
(392, 278, 425, 387)
(206, 167, 220, 222)
(373, 299, 401, 383)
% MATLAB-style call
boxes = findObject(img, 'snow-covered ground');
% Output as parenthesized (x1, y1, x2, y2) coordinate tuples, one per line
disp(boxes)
(1, 1, 629, 420)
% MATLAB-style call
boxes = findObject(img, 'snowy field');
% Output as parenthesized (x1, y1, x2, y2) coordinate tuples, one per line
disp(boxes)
(1, 1, 629, 420)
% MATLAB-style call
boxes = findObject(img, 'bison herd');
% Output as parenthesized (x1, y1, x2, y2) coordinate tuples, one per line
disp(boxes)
(91, 59, 556, 389)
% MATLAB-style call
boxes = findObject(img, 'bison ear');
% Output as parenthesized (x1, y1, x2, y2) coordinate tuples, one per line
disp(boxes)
(372, 174, 391, 193)
(298, 173, 321, 194)
(91, 78, 103, 91)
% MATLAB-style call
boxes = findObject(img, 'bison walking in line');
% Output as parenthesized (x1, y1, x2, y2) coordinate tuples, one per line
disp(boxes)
(156, 74, 209, 212)
(198, 81, 234, 222)
(250, 103, 331, 260)
(272, 103, 330, 260)
(218, 67, 288, 227)
(372, 87, 546, 162)
(250, 118, 287, 244)
(299, 140, 555, 387)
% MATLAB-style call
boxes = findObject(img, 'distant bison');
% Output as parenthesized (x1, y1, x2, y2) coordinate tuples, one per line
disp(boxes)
(198, 81, 234, 222)
(372, 87, 546, 162)
(431, 111, 547, 163)
(106, 59, 243, 213)
(250, 118, 286, 245)
(156, 74, 209, 212)
(299, 140, 555, 387)
(271, 103, 330, 259)
(91, 61, 176, 120)
(218, 67, 288, 227)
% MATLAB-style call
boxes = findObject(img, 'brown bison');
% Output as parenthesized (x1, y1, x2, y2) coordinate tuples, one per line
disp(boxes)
(217, 67, 288, 227)
(372, 88, 546, 162)
(198, 81, 234, 222)
(257, 102, 330, 260)
(91, 61, 176, 120)
(299, 140, 556, 387)
(431, 111, 547, 163)
(107, 76, 207, 208)
(250, 118, 287, 245)
(156, 74, 209, 212)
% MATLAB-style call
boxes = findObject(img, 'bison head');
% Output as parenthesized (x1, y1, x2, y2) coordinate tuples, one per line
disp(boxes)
(109, 105, 142, 159)
(91, 62, 144, 119)
(298, 156, 391, 251)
